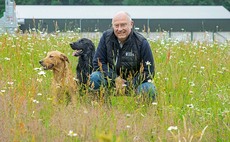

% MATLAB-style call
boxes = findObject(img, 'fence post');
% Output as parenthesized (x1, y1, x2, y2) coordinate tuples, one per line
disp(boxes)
(191, 31, 193, 41)
(212, 32, 215, 42)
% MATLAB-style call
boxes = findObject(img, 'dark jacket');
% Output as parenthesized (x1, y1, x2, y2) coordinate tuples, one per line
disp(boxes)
(93, 29, 155, 85)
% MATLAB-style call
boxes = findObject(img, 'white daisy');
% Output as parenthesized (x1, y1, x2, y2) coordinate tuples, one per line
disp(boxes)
(145, 61, 151, 66)
(68, 130, 77, 137)
(167, 126, 178, 131)
(38, 71, 46, 76)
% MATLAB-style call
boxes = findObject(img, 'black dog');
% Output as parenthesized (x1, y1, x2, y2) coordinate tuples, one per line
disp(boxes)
(70, 38, 95, 85)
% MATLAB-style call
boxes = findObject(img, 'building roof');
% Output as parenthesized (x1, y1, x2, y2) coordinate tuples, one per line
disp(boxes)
(16, 5, 230, 20)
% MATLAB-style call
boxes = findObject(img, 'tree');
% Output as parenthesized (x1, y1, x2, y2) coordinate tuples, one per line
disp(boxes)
(51, 0, 62, 5)
(100, 0, 123, 5)
(0, 0, 5, 17)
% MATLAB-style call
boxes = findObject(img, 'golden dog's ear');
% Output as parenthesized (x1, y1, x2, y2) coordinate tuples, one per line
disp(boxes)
(60, 53, 69, 63)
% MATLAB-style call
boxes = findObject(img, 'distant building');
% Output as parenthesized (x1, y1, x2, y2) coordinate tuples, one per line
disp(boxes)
(0, 0, 18, 34)
(15, 5, 230, 33)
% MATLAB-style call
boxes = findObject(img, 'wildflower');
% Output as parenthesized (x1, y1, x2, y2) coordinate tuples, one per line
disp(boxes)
(164, 78, 169, 81)
(192, 65, 197, 68)
(222, 67, 227, 71)
(1, 90, 6, 93)
(126, 125, 131, 129)
(67, 130, 77, 137)
(37, 93, 42, 96)
(126, 114, 131, 118)
(189, 82, 195, 87)
(156, 72, 161, 75)
(145, 61, 151, 66)
(32, 99, 39, 104)
(73, 77, 79, 82)
(34, 67, 42, 71)
(36, 78, 43, 83)
(167, 126, 178, 131)
(201, 46, 207, 50)
(47, 98, 52, 101)
(189, 90, 194, 94)
(122, 84, 127, 87)
(7, 82, 14, 85)
(152, 102, 157, 105)
(31, 111, 35, 117)
(38, 71, 46, 76)
(200, 66, 205, 70)
(187, 104, 194, 108)
(4, 57, 10, 61)
(217, 71, 223, 74)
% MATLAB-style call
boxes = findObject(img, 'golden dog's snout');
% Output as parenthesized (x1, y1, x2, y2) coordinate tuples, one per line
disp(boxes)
(39, 60, 43, 64)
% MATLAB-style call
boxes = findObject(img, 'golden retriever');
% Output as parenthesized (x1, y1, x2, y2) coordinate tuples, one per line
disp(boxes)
(39, 51, 76, 105)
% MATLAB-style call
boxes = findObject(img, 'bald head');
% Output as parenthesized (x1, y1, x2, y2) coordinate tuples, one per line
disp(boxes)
(112, 11, 132, 24)
(112, 11, 134, 43)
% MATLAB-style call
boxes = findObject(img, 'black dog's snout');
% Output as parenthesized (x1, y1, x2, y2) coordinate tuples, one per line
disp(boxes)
(39, 60, 43, 64)
(70, 43, 77, 50)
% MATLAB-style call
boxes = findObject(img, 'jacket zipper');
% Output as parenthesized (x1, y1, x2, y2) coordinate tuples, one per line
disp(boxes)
(116, 48, 122, 74)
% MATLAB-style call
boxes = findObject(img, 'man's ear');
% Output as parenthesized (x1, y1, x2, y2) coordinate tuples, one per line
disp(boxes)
(131, 20, 134, 27)
(60, 53, 69, 63)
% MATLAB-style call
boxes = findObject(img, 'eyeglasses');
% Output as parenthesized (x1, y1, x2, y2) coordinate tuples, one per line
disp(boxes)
(113, 23, 128, 29)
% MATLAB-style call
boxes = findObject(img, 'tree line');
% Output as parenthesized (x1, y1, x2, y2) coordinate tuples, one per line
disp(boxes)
(1, 0, 229, 17)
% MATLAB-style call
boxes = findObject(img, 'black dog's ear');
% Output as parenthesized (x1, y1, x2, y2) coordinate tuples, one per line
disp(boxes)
(89, 41, 95, 51)
(60, 53, 69, 63)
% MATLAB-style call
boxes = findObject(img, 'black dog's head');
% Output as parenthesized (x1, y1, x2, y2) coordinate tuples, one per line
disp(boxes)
(70, 38, 95, 57)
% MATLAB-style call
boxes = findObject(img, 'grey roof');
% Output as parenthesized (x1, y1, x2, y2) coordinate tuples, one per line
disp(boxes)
(16, 5, 230, 19)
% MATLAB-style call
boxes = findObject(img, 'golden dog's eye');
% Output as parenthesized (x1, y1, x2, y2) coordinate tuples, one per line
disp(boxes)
(49, 55, 54, 58)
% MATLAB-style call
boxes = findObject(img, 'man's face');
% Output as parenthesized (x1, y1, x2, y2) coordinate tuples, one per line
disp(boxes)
(112, 13, 133, 43)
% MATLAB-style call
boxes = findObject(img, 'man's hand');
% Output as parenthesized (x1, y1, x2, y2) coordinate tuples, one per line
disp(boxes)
(115, 76, 127, 95)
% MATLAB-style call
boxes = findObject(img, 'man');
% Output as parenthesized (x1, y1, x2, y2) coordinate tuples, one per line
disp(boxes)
(90, 11, 156, 100)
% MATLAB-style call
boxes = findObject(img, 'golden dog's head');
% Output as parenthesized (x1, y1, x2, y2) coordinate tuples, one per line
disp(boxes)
(39, 51, 69, 70)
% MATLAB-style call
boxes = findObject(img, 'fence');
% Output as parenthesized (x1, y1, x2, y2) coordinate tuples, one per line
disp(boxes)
(80, 31, 230, 43)
(147, 32, 230, 43)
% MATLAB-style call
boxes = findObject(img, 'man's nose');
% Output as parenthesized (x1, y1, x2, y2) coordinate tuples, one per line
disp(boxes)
(117, 25, 123, 31)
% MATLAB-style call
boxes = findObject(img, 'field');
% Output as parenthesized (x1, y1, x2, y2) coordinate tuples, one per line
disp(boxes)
(0, 32, 229, 142)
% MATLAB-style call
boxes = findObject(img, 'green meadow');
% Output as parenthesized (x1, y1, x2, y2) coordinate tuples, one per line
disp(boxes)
(0, 32, 229, 142)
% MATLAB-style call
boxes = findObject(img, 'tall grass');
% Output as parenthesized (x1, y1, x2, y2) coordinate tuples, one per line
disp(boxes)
(0, 32, 229, 141)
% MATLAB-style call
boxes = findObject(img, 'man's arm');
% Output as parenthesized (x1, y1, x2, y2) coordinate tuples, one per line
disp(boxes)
(93, 33, 118, 80)
(133, 39, 155, 84)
